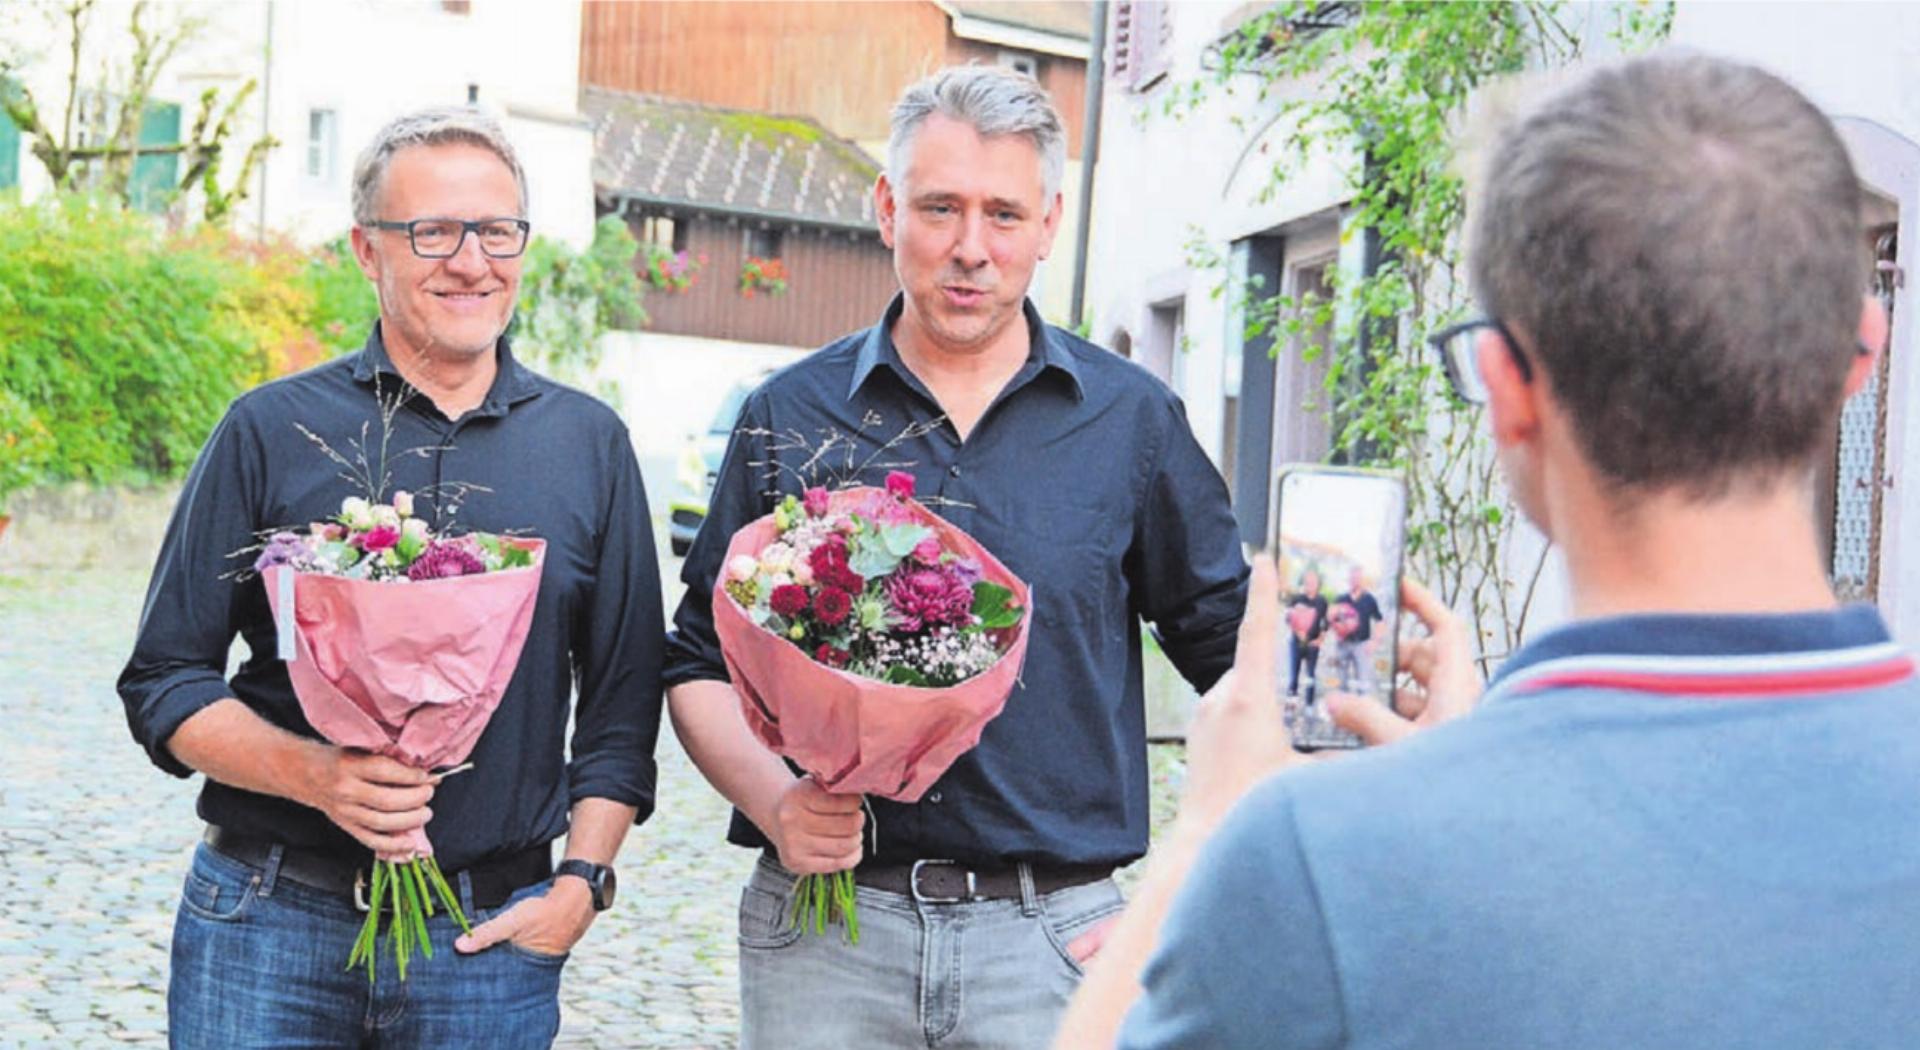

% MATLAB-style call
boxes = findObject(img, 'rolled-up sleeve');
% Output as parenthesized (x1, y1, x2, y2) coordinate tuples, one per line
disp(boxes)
(1129, 396, 1250, 693)
(566, 423, 666, 821)
(116, 408, 263, 777)
(662, 391, 769, 690)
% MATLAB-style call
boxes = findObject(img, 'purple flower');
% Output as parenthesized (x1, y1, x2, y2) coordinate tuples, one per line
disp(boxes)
(253, 531, 310, 573)
(949, 558, 983, 586)
(886, 565, 975, 632)
(406, 539, 487, 581)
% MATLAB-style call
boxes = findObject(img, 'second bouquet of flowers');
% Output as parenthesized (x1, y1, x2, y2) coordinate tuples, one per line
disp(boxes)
(711, 471, 1031, 941)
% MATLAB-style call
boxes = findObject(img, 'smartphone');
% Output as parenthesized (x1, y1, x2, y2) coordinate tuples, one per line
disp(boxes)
(1271, 464, 1408, 750)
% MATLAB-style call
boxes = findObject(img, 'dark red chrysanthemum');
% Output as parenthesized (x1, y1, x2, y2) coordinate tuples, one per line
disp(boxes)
(885, 565, 974, 632)
(813, 587, 853, 626)
(770, 584, 811, 618)
(814, 644, 851, 669)
(406, 539, 487, 581)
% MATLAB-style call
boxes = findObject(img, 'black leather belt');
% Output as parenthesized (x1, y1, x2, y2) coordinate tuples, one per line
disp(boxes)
(853, 858, 1113, 903)
(204, 826, 551, 911)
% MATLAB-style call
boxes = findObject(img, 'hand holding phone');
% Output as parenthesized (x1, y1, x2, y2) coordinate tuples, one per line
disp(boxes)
(1325, 576, 1482, 745)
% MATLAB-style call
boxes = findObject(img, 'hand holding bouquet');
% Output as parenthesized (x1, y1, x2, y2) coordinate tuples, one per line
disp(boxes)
(713, 472, 1030, 941)
(256, 492, 544, 983)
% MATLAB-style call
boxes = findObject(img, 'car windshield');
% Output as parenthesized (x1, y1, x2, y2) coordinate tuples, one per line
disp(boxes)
(708, 380, 757, 435)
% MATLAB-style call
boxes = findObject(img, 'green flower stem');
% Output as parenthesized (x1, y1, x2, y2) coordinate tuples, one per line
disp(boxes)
(789, 869, 863, 945)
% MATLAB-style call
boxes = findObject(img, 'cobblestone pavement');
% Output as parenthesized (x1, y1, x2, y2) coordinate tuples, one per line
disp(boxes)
(0, 567, 1187, 1049)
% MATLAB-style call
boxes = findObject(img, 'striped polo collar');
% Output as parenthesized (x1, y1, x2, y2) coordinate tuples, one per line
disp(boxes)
(1486, 604, 1914, 702)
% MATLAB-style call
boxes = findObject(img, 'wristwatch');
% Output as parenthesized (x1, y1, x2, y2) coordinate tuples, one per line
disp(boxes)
(556, 860, 617, 912)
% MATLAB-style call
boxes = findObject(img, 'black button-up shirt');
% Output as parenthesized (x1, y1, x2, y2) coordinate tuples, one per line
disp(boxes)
(665, 297, 1248, 868)
(118, 327, 664, 873)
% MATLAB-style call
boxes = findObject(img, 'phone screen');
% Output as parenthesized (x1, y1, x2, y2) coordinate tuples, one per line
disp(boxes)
(1273, 466, 1407, 750)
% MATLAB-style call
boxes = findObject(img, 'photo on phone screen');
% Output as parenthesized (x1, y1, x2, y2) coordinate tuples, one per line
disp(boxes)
(1273, 465, 1407, 750)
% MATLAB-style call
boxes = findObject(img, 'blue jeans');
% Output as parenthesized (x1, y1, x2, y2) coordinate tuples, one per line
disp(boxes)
(168, 842, 567, 1049)
(737, 855, 1126, 1049)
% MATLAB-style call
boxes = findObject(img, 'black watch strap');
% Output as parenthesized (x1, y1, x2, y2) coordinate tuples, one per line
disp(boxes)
(556, 859, 614, 912)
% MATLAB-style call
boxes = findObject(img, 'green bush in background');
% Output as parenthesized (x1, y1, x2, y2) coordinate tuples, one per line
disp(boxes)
(0, 196, 278, 497)
(0, 200, 644, 509)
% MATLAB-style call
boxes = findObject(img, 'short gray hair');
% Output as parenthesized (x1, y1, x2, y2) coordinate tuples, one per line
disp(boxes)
(1471, 50, 1865, 495)
(888, 65, 1067, 202)
(350, 106, 529, 226)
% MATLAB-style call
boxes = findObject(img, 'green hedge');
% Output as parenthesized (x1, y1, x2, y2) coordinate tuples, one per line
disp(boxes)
(0, 198, 384, 506)
(0, 200, 638, 508)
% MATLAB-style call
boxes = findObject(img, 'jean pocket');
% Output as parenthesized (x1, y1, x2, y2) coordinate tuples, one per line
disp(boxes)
(506, 940, 570, 966)
(737, 884, 803, 951)
(179, 858, 259, 923)
(1039, 882, 1126, 978)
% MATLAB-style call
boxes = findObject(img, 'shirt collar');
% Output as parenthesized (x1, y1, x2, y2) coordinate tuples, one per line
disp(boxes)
(1487, 604, 1913, 703)
(351, 322, 542, 418)
(847, 293, 1085, 404)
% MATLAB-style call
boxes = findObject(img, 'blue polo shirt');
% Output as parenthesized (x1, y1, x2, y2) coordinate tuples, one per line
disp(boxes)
(664, 296, 1249, 868)
(1121, 605, 1920, 1048)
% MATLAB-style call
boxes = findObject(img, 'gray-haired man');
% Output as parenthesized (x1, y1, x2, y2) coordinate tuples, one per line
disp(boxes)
(119, 106, 663, 1048)
(664, 66, 1249, 1048)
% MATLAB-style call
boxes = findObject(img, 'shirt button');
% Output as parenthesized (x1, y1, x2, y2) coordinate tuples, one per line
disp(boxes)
(948, 465, 962, 478)
(928, 791, 943, 803)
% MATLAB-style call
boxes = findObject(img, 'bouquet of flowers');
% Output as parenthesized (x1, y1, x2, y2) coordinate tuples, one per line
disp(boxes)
(712, 471, 1030, 941)
(255, 491, 544, 983)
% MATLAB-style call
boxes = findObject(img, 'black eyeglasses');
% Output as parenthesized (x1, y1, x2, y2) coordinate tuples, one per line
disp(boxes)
(1427, 317, 1533, 404)
(367, 217, 530, 259)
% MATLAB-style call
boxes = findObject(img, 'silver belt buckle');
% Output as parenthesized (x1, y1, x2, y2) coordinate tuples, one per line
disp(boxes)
(909, 858, 975, 904)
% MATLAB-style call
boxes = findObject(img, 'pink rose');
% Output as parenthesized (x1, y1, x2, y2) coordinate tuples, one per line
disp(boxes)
(804, 487, 831, 518)
(885, 470, 916, 501)
(913, 536, 943, 564)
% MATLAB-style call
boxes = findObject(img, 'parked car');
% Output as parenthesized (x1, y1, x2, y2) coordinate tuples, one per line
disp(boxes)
(668, 372, 767, 557)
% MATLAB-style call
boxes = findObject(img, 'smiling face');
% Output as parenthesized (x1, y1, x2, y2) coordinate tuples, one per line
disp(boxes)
(876, 113, 1061, 357)
(350, 142, 524, 362)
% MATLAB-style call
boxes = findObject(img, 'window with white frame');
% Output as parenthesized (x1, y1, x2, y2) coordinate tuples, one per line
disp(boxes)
(306, 108, 337, 182)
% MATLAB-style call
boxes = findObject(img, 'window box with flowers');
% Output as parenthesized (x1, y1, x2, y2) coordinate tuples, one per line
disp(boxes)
(640, 242, 705, 293)
(739, 256, 789, 298)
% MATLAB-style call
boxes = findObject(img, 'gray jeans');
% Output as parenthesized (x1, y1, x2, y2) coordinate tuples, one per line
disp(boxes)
(737, 855, 1125, 1049)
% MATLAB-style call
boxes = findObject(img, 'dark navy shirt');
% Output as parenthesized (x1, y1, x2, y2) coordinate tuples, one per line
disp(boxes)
(664, 296, 1248, 868)
(118, 327, 665, 873)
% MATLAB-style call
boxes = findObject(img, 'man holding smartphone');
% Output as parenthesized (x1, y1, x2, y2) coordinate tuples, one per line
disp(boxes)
(1059, 52, 1919, 1049)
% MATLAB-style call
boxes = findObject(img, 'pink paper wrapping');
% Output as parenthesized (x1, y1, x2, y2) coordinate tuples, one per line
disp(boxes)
(712, 490, 1030, 803)
(261, 538, 544, 854)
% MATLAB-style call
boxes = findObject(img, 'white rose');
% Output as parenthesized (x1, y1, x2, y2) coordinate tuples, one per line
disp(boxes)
(374, 505, 402, 529)
(340, 497, 373, 530)
(402, 518, 431, 543)
(759, 542, 797, 574)
(393, 490, 415, 518)
(728, 554, 761, 583)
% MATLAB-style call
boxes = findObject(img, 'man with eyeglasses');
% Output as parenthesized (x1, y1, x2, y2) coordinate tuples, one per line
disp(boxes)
(1059, 52, 1920, 1049)
(119, 106, 662, 1048)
